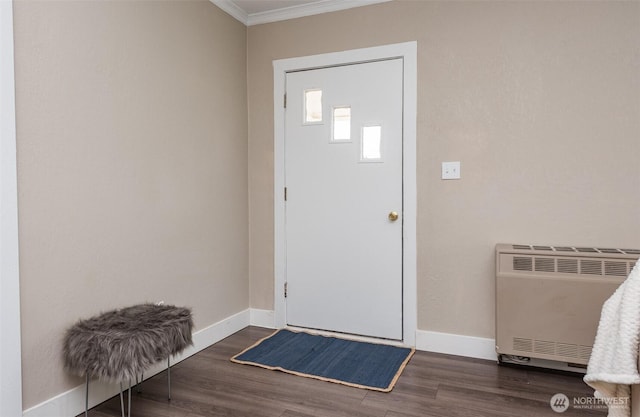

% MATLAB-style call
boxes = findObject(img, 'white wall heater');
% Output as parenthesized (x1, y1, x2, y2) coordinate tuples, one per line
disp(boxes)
(496, 244, 639, 369)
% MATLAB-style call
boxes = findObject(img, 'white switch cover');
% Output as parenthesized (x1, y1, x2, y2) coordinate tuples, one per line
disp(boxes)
(442, 161, 461, 180)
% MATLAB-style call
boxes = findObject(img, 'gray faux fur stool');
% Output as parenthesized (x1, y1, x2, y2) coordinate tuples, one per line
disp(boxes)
(63, 303, 193, 417)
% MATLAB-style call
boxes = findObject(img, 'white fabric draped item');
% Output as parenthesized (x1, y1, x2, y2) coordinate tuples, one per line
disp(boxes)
(584, 263, 640, 417)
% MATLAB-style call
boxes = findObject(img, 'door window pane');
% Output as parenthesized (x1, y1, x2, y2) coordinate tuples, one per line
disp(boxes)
(361, 125, 382, 161)
(304, 89, 322, 124)
(332, 106, 351, 141)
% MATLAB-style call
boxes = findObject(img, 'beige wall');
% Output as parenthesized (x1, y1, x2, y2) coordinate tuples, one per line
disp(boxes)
(12, 0, 640, 410)
(248, 1, 640, 336)
(14, 0, 248, 409)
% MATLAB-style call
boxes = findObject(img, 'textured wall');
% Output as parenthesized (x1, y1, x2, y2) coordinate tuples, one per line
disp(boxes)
(248, 1, 640, 336)
(14, 0, 248, 408)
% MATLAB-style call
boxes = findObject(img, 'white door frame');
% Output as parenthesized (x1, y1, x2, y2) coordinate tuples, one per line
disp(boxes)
(1, 1, 24, 415)
(273, 41, 417, 346)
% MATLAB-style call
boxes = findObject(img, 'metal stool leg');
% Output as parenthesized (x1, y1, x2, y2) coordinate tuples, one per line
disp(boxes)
(127, 380, 131, 417)
(84, 374, 89, 417)
(136, 373, 143, 394)
(119, 382, 125, 417)
(167, 357, 171, 401)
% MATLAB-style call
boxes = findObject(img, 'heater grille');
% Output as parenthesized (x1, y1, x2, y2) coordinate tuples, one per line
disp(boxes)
(508, 251, 636, 278)
(510, 338, 593, 362)
(509, 244, 640, 256)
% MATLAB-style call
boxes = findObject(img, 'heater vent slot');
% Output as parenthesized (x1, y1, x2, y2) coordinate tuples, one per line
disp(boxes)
(580, 260, 602, 275)
(579, 346, 592, 361)
(557, 259, 578, 274)
(605, 261, 628, 277)
(554, 247, 575, 252)
(513, 337, 533, 353)
(557, 343, 579, 359)
(513, 257, 533, 272)
(599, 248, 622, 254)
(576, 247, 599, 253)
(535, 258, 555, 272)
(534, 340, 555, 355)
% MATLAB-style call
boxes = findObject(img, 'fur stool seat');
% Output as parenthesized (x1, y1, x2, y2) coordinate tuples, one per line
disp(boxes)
(63, 303, 193, 416)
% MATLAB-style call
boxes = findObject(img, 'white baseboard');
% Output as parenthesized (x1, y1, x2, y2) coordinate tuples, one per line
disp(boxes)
(249, 308, 276, 329)
(246, 309, 497, 363)
(252, 310, 495, 362)
(415, 329, 497, 361)
(23, 309, 251, 417)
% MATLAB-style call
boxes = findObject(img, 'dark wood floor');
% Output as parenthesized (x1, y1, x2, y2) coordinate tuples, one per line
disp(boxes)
(83, 326, 605, 417)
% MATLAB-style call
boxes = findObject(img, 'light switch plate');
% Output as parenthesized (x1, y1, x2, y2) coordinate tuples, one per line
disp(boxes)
(442, 161, 461, 180)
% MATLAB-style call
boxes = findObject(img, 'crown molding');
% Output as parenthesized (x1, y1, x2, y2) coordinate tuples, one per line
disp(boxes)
(211, 0, 392, 26)
(210, 0, 249, 25)
(246, 0, 392, 26)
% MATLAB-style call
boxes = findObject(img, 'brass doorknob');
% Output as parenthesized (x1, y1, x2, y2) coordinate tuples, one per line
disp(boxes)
(388, 211, 399, 221)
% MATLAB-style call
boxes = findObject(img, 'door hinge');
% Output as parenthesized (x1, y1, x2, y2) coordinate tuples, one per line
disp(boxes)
(284, 187, 287, 201)
(284, 282, 288, 298)
(283, 93, 287, 108)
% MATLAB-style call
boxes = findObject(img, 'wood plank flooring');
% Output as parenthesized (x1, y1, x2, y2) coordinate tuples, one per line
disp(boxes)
(82, 326, 605, 417)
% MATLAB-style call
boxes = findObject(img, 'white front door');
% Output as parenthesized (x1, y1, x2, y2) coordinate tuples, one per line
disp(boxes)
(285, 59, 404, 340)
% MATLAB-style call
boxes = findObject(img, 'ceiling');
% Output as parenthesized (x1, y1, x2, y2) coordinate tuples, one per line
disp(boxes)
(212, 0, 391, 26)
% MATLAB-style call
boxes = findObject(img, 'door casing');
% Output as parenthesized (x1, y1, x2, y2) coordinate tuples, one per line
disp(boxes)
(273, 41, 417, 346)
